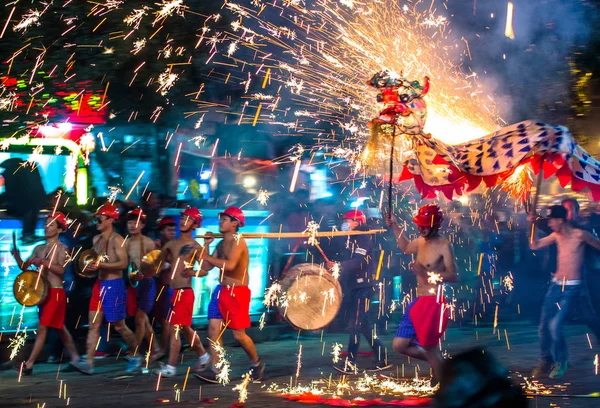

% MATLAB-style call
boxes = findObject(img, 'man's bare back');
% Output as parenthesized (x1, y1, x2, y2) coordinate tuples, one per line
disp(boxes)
(163, 237, 206, 289)
(214, 238, 249, 286)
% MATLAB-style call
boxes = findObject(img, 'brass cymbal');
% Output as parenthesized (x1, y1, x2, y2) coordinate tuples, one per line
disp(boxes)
(128, 262, 140, 288)
(13, 270, 48, 307)
(77, 248, 99, 279)
(141, 250, 162, 276)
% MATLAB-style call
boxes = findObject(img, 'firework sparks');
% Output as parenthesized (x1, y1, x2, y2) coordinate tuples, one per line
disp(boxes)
(233, 372, 252, 403)
(329, 262, 341, 280)
(257, 189, 270, 205)
(503, 273, 514, 292)
(13, 5, 49, 33)
(156, 68, 179, 96)
(296, 344, 303, 380)
(9, 308, 27, 360)
(258, 312, 266, 330)
(263, 282, 282, 309)
(427, 272, 443, 285)
(331, 343, 343, 364)
(303, 221, 320, 246)
(152, 0, 186, 27)
(124, 6, 149, 29)
(131, 38, 147, 55)
(106, 186, 123, 203)
(0, 86, 18, 111)
(211, 341, 231, 385)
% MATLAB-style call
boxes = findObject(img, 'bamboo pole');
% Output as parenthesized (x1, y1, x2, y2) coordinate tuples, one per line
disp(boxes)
(195, 229, 387, 240)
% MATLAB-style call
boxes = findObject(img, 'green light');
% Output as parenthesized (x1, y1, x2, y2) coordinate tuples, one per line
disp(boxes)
(76, 167, 88, 205)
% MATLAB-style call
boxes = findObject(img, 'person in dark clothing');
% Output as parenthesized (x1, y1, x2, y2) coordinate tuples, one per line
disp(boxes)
(0, 158, 46, 244)
(433, 348, 528, 408)
(326, 209, 389, 373)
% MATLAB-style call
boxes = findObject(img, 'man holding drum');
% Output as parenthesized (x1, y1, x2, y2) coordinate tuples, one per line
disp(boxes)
(153, 207, 211, 377)
(11, 212, 80, 375)
(125, 208, 161, 370)
(385, 204, 458, 382)
(197, 206, 265, 382)
(71, 203, 139, 375)
(326, 209, 389, 374)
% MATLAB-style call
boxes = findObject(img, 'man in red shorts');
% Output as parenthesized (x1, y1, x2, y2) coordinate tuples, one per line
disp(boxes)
(71, 203, 139, 375)
(11, 212, 80, 375)
(125, 208, 161, 371)
(153, 216, 177, 355)
(153, 207, 210, 377)
(385, 204, 458, 382)
(197, 206, 265, 382)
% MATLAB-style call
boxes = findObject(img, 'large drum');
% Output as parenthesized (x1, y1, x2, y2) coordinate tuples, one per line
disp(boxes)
(279, 263, 343, 331)
(13, 270, 48, 307)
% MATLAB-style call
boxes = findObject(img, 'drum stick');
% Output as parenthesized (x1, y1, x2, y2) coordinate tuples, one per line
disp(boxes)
(194, 229, 386, 240)
(314, 243, 332, 264)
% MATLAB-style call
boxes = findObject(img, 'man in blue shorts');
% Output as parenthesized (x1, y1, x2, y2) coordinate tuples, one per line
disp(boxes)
(71, 203, 138, 375)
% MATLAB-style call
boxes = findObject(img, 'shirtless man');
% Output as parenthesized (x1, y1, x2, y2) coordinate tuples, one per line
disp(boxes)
(153, 207, 210, 377)
(385, 204, 458, 381)
(153, 216, 177, 354)
(155, 216, 176, 249)
(11, 212, 80, 375)
(125, 208, 161, 370)
(530, 205, 600, 378)
(197, 206, 265, 382)
(71, 203, 138, 375)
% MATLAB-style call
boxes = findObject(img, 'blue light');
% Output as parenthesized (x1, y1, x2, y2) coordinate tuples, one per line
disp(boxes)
(200, 169, 212, 180)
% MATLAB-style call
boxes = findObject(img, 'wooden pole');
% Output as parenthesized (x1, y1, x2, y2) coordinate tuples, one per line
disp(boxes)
(388, 114, 397, 214)
(195, 229, 386, 240)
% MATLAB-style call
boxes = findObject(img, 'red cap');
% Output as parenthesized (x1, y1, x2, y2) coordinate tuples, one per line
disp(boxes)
(127, 208, 146, 223)
(219, 206, 245, 227)
(96, 203, 119, 220)
(413, 204, 443, 227)
(181, 207, 202, 225)
(342, 210, 366, 224)
(48, 212, 68, 230)
(157, 216, 176, 228)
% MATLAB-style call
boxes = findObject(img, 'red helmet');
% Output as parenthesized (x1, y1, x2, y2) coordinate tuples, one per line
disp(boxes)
(219, 206, 245, 227)
(96, 203, 119, 220)
(127, 208, 146, 223)
(342, 209, 366, 224)
(48, 212, 68, 230)
(413, 204, 444, 227)
(157, 216, 176, 229)
(181, 207, 202, 225)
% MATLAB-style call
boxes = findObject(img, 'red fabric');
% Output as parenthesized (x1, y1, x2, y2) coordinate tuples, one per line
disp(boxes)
(400, 150, 600, 202)
(169, 288, 195, 326)
(219, 286, 251, 330)
(279, 393, 431, 406)
(409, 296, 449, 348)
(90, 280, 102, 312)
(127, 286, 138, 317)
(39, 288, 66, 329)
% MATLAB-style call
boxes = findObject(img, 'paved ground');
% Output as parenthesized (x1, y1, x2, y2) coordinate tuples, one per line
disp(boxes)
(1, 320, 599, 407)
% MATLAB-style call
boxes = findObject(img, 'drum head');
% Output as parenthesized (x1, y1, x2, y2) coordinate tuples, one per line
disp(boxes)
(279, 263, 343, 331)
(13, 270, 47, 307)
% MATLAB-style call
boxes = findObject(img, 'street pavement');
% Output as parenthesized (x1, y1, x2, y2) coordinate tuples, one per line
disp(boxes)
(1, 320, 599, 407)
